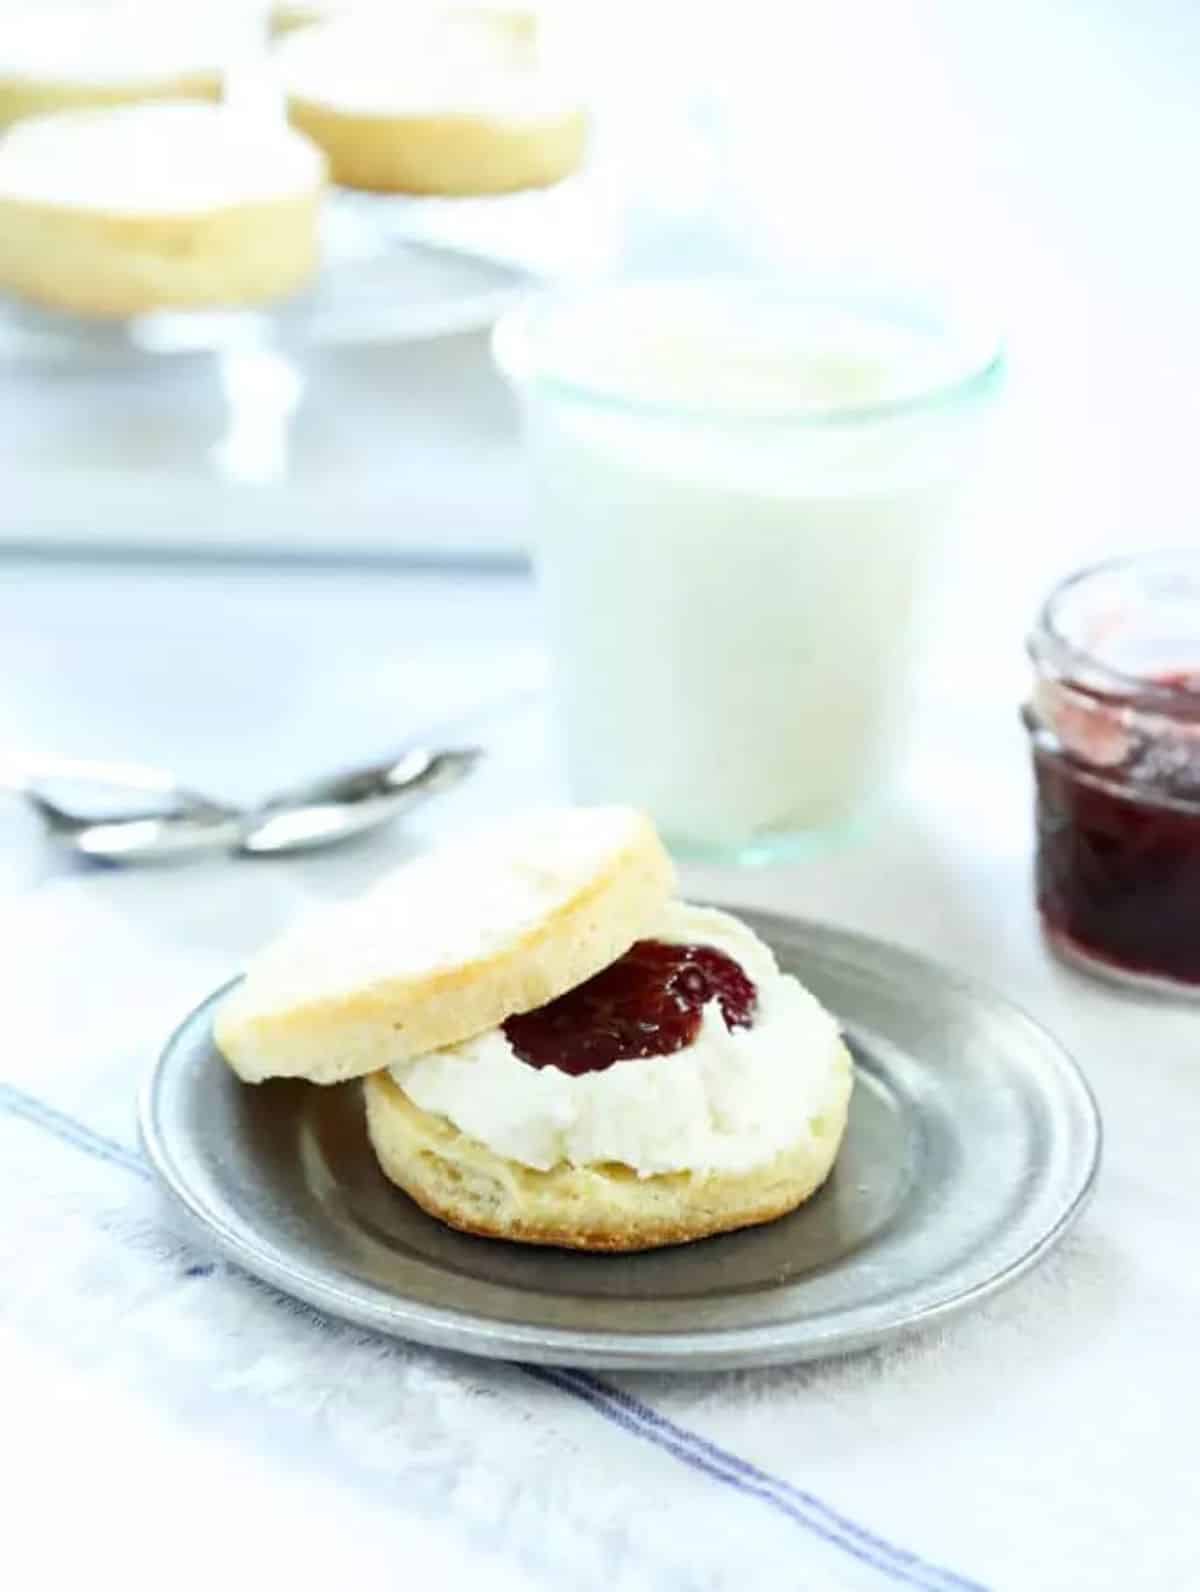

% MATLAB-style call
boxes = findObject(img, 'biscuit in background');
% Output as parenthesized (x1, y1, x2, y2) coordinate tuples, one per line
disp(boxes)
(0, 102, 326, 316)
(0, 4, 239, 127)
(271, 0, 540, 49)
(275, 9, 588, 195)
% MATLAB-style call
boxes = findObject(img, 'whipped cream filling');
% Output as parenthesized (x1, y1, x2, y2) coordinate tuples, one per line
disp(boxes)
(389, 902, 846, 1176)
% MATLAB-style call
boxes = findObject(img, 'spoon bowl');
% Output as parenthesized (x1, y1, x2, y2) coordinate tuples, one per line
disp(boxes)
(239, 747, 482, 856)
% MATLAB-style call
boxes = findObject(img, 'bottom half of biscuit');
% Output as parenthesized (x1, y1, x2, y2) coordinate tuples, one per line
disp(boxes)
(363, 1045, 854, 1253)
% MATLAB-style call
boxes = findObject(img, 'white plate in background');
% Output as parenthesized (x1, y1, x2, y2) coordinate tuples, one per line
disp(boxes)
(0, 169, 627, 561)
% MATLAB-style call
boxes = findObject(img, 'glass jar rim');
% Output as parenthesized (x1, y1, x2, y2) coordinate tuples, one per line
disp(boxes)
(1030, 549, 1200, 710)
(492, 275, 1004, 429)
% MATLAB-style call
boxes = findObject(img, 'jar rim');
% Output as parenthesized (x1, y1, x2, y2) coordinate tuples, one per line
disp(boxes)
(1030, 549, 1200, 711)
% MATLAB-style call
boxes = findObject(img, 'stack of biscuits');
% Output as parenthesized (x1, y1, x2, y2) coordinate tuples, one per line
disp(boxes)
(0, 2, 586, 318)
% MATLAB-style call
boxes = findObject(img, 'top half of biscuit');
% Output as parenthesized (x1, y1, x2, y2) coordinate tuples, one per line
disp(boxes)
(214, 805, 675, 1086)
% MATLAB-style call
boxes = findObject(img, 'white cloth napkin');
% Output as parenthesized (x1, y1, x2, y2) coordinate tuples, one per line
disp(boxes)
(1, 734, 1197, 1592)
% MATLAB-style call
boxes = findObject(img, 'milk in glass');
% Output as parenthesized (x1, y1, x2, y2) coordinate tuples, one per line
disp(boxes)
(496, 282, 999, 858)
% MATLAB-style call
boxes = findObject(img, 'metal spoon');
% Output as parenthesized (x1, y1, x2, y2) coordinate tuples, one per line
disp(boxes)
(239, 746, 480, 856)
(14, 746, 481, 864)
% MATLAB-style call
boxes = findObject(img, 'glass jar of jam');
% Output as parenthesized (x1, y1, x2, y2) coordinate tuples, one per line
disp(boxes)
(1024, 552, 1200, 995)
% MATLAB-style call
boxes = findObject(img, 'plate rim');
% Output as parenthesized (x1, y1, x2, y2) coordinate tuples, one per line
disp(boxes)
(0, 237, 536, 368)
(138, 911, 1102, 1370)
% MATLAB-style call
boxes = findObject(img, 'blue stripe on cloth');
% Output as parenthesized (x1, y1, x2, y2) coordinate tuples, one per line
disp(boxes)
(0, 1080, 985, 1592)
(538, 1367, 985, 1592)
(523, 1365, 955, 1592)
(0, 1082, 150, 1179)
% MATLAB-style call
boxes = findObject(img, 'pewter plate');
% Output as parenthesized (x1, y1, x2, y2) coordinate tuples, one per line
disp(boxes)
(139, 911, 1101, 1370)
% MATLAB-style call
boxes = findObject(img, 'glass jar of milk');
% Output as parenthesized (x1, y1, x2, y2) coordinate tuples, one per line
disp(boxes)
(495, 279, 1001, 861)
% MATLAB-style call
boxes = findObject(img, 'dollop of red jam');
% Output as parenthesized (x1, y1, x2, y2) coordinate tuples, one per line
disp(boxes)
(503, 940, 758, 1075)
(1032, 670, 1200, 986)
(1035, 758, 1200, 985)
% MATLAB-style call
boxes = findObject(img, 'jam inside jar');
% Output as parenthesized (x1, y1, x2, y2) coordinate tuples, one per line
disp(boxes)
(1025, 553, 1200, 994)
